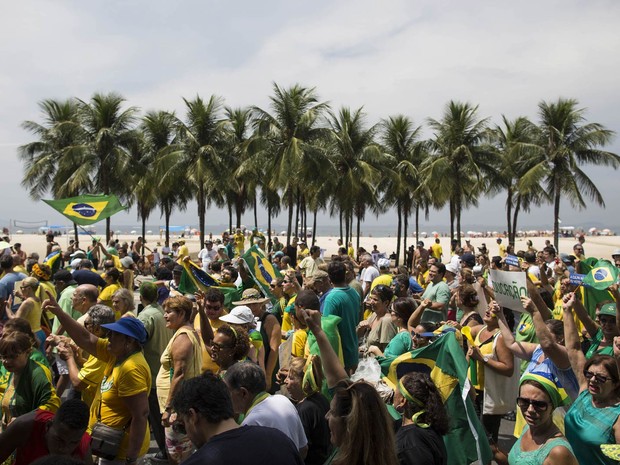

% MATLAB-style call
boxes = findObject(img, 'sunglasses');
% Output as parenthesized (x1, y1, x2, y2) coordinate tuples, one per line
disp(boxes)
(584, 370, 612, 384)
(270, 284, 280, 289)
(212, 342, 233, 350)
(516, 397, 549, 411)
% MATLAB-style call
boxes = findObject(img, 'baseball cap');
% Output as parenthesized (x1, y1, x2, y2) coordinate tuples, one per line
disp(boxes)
(461, 252, 476, 268)
(219, 306, 255, 325)
(599, 303, 617, 317)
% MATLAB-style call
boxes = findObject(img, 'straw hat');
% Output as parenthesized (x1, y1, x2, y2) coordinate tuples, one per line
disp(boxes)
(232, 288, 270, 305)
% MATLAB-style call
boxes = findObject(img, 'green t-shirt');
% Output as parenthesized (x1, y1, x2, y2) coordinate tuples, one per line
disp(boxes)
(137, 303, 172, 387)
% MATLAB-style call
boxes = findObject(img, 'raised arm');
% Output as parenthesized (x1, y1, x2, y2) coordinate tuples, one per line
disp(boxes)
(195, 291, 214, 347)
(297, 307, 347, 388)
(522, 296, 571, 370)
(562, 292, 587, 392)
(570, 291, 599, 341)
(407, 299, 431, 333)
(42, 290, 99, 355)
(494, 300, 537, 360)
(527, 279, 552, 321)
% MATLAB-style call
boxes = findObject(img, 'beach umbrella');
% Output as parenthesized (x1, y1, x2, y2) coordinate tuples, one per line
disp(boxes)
(589, 227, 598, 233)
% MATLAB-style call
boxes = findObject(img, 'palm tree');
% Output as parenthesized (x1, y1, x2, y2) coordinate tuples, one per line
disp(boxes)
(489, 116, 547, 246)
(425, 101, 497, 245)
(328, 107, 385, 250)
(72, 93, 139, 241)
(521, 98, 619, 249)
(176, 95, 227, 249)
(380, 115, 426, 265)
(253, 83, 330, 245)
(19, 98, 87, 242)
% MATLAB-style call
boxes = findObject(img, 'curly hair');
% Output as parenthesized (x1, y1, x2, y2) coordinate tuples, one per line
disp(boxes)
(2, 318, 37, 347)
(217, 324, 249, 362)
(399, 372, 450, 435)
(331, 380, 398, 465)
(458, 284, 479, 308)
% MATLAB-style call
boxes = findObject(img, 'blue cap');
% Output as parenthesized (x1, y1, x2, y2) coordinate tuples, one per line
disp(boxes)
(101, 317, 148, 345)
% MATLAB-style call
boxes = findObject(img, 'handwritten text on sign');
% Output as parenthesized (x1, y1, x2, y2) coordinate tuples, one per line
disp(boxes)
(489, 270, 528, 311)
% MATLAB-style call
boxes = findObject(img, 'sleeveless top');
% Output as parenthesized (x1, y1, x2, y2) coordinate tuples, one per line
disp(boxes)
(24, 298, 42, 333)
(508, 426, 574, 465)
(565, 389, 620, 465)
(525, 345, 580, 401)
(156, 326, 203, 412)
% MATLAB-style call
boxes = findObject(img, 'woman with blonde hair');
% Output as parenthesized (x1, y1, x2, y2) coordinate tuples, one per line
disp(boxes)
(5, 277, 45, 351)
(157, 296, 203, 464)
(112, 288, 136, 319)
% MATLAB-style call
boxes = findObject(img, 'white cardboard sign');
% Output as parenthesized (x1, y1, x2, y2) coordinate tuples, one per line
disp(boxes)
(489, 270, 528, 311)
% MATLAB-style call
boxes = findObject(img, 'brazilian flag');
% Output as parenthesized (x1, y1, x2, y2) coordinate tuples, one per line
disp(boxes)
(385, 333, 492, 465)
(242, 245, 282, 300)
(43, 194, 127, 226)
(580, 258, 616, 318)
(43, 250, 62, 274)
(177, 261, 241, 308)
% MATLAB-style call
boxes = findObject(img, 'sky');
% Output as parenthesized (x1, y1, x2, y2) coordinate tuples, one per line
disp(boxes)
(1, 0, 620, 233)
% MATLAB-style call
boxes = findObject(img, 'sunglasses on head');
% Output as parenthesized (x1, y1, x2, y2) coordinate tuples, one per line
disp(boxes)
(516, 397, 549, 411)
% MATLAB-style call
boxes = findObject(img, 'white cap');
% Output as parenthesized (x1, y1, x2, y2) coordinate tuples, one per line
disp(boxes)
(377, 258, 391, 269)
(445, 263, 458, 275)
(612, 248, 620, 257)
(70, 258, 82, 269)
(219, 306, 254, 325)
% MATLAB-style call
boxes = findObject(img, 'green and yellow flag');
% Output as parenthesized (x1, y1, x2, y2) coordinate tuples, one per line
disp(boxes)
(385, 332, 492, 465)
(242, 245, 282, 300)
(580, 258, 616, 319)
(43, 194, 127, 226)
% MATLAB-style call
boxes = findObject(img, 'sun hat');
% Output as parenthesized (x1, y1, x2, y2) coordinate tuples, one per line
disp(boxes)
(232, 288, 270, 306)
(599, 303, 617, 317)
(220, 306, 255, 325)
(70, 250, 87, 259)
(101, 317, 148, 345)
(612, 249, 620, 257)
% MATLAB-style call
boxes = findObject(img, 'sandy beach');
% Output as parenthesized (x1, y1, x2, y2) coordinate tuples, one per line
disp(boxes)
(9, 231, 620, 265)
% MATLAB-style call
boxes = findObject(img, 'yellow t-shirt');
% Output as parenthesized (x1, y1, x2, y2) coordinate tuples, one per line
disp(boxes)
(347, 247, 355, 258)
(38, 281, 57, 321)
(417, 270, 430, 289)
(430, 244, 443, 260)
(177, 244, 189, 262)
(78, 352, 107, 408)
(499, 244, 507, 258)
(298, 248, 310, 259)
(90, 339, 151, 460)
(291, 329, 308, 358)
(193, 315, 227, 373)
(281, 296, 297, 335)
(233, 233, 245, 255)
(99, 283, 121, 309)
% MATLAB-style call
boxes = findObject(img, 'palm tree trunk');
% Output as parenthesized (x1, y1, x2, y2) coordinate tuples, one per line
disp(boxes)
(164, 203, 171, 246)
(506, 187, 513, 247)
(106, 217, 111, 243)
(415, 205, 420, 244)
(286, 191, 294, 246)
(456, 198, 462, 247)
(253, 197, 258, 229)
(74, 223, 79, 245)
(312, 209, 317, 246)
(449, 200, 454, 244)
(396, 201, 402, 267)
(267, 203, 272, 253)
(345, 211, 350, 247)
(294, 190, 300, 239)
(512, 196, 521, 245)
(141, 215, 146, 256)
(553, 184, 561, 251)
(235, 197, 242, 229)
(228, 204, 232, 234)
(198, 187, 206, 249)
(403, 209, 408, 266)
(339, 211, 343, 244)
(356, 213, 361, 252)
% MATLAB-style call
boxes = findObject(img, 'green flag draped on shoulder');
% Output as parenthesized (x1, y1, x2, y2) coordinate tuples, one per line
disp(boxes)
(43, 194, 127, 226)
(177, 261, 241, 308)
(385, 332, 492, 465)
(242, 245, 282, 300)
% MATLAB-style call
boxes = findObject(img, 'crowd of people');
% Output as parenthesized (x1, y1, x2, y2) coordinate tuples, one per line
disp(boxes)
(0, 230, 618, 464)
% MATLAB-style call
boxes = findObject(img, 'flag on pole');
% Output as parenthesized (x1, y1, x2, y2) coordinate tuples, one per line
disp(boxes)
(177, 261, 242, 309)
(242, 245, 282, 299)
(582, 259, 619, 290)
(43, 194, 127, 226)
(385, 332, 493, 465)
